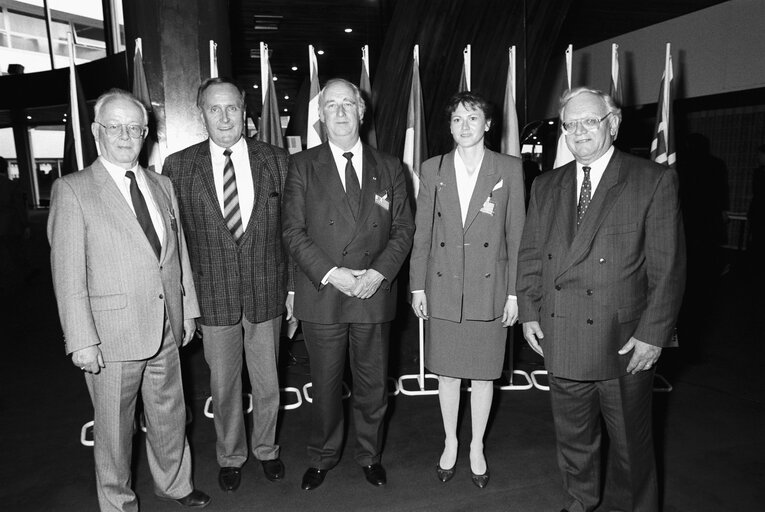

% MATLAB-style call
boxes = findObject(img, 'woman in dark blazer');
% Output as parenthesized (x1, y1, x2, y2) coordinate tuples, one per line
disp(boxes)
(410, 91, 525, 488)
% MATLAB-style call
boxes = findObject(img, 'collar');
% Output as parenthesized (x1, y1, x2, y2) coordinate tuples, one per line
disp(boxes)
(328, 138, 363, 160)
(208, 135, 247, 157)
(577, 145, 614, 174)
(99, 156, 140, 179)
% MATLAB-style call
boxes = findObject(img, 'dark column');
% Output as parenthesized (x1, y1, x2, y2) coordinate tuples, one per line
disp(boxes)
(10, 110, 36, 208)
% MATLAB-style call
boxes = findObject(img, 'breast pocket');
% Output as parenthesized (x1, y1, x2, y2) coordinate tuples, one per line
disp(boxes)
(603, 222, 637, 235)
(90, 293, 127, 311)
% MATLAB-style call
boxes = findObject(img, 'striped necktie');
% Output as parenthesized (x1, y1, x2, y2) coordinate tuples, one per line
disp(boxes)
(222, 148, 244, 241)
(577, 166, 592, 227)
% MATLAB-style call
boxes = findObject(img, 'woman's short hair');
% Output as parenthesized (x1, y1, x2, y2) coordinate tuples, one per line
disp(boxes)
(445, 91, 493, 123)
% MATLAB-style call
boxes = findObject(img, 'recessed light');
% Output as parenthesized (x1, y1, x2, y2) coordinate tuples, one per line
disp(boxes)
(317, 50, 324, 55)
(283, 108, 287, 112)
(344, 28, 352, 33)
(26, 115, 32, 120)
(291, 66, 298, 71)
(273, 76, 278, 81)
(253, 84, 259, 89)
(284, 95, 289, 100)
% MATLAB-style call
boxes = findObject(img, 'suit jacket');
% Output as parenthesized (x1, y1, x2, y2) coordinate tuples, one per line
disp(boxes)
(163, 137, 292, 326)
(409, 149, 525, 322)
(282, 142, 414, 324)
(48, 159, 200, 361)
(516, 149, 686, 380)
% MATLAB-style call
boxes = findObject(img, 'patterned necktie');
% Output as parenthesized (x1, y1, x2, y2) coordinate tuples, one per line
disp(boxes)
(343, 151, 361, 218)
(125, 171, 161, 259)
(577, 166, 592, 227)
(222, 148, 244, 241)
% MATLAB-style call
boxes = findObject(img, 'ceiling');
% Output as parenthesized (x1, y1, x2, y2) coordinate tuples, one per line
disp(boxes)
(229, 0, 729, 118)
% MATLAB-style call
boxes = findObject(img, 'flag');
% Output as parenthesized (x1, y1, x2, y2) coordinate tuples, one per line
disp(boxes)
(650, 43, 675, 168)
(501, 46, 520, 157)
(403, 45, 428, 199)
(359, 45, 378, 148)
(609, 43, 623, 106)
(62, 32, 97, 175)
(209, 40, 218, 78)
(553, 44, 575, 168)
(257, 42, 284, 148)
(132, 38, 162, 172)
(458, 44, 471, 92)
(306, 44, 325, 148)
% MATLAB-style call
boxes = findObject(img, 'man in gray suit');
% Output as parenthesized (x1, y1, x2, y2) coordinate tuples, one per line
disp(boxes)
(163, 77, 291, 493)
(517, 87, 685, 512)
(48, 89, 210, 511)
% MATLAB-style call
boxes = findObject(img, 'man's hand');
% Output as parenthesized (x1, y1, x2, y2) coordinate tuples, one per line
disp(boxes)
(285, 293, 294, 320)
(352, 269, 384, 299)
(501, 298, 518, 327)
(72, 346, 105, 374)
(619, 336, 662, 374)
(411, 291, 428, 319)
(522, 321, 545, 356)
(327, 267, 363, 296)
(182, 319, 197, 346)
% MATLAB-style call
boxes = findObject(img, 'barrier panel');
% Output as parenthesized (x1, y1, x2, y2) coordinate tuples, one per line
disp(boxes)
(397, 373, 439, 396)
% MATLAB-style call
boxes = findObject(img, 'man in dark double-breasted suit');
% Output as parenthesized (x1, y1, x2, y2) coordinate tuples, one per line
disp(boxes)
(164, 78, 291, 492)
(282, 78, 414, 491)
(517, 88, 686, 512)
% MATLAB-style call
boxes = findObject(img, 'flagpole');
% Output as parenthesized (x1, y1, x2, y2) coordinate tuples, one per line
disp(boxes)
(611, 43, 619, 97)
(464, 44, 471, 91)
(67, 32, 83, 170)
(510, 46, 516, 103)
(565, 44, 572, 89)
(210, 40, 218, 79)
(260, 42, 268, 105)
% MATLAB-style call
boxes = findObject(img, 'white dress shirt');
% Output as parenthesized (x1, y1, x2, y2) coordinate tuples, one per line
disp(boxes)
(454, 149, 484, 226)
(210, 136, 254, 231)
(576, 145, 614, 198)
(101, 156, 165, 247)
(328, 138, 364, 191)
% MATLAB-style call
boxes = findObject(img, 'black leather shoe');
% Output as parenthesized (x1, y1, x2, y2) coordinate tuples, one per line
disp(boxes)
(471, 469, 490, 489)
(362, 463, 387, 486)
(261, 458, 285, 481)
(436, 463, 456, 482)
(161, 489, 211, 508)
(301, 467, 328, 490)
(218, 467, 241, 492)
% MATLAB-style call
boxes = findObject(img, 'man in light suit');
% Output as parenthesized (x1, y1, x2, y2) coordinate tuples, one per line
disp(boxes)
(48, 89, 210, 511)
(282, 78, 414, 490)
(517, 88, 685, 512)
(163, 77, 291, 493)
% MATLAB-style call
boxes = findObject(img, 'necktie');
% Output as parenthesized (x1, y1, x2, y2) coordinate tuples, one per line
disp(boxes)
(125, 171, 161, 259)
(222, 148, 244, 241)
(577, 166, 592, 227)
(343, 152, 361, 218)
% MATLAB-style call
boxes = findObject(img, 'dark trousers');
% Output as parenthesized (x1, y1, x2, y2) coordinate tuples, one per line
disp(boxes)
(549, 371, 658, 512)
(302, 321, 390, 469)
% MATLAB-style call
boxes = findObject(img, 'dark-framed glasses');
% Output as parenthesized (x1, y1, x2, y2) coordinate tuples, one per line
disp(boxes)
(561, 112, 612, 135)
(96, 122, 147, 139)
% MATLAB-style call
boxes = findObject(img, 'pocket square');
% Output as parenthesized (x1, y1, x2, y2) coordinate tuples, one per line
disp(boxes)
(375, 193, 390, 211)
(492, 179, 504, 191)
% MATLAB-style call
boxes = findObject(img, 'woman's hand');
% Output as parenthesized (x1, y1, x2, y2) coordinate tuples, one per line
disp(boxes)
(501, 297, 518, 327)
(411, 291, 429, 320)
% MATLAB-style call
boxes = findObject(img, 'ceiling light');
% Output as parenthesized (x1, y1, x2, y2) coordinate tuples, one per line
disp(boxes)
(253, 84, 259, 89)
(283, 108, 287, 112)
(253, 14, 282, 31)
(272, 76, 278, 81)
(344, 28, 352, 33)
(291, 66, 298, 71)
(26, 115, 31, 120)
(284, 95, 289, 100)
(317, 50, 324, 55)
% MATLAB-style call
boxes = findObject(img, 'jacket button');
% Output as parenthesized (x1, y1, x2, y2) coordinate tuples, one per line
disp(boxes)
(437, 212, 441, 217)
(548, 254, 553, 260)
(599, 258, 606, 264)
(364, 250, 370, 256)
(436, 271, 442, 277)
(483, 242, 489, 247)
(159, 266, 163, 271)
(551, 313, 555, 318)
(554, 285, 561, 291)
(372, 222, 378, 228)
(342, 250, 348, 256)
(484, 273, 491, 278)
(586, 318, 593, 325)
(586, 289, 593, 295)
(329, 220, 334, 225)
(440, 242, 445, 247)
(159, 294, 164, 299)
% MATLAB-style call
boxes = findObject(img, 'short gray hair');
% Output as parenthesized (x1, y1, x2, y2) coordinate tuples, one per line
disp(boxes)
(318, 78, 366, 121)
(559, 87, 621, 121)
(94, 89, 148, 125)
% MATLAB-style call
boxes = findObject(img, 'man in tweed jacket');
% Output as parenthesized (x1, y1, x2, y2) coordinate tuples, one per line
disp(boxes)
(517, 88, 685, 512)
(164, 78, 292, 492)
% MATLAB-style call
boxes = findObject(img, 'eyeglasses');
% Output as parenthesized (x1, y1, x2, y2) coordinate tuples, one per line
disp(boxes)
(96, 122, 147, 139)
(561, 112, 612, 135)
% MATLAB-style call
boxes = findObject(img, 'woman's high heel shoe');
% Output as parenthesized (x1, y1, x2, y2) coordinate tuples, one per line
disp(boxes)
(436, 464, 456, 483)
(470, 468, 489, 488)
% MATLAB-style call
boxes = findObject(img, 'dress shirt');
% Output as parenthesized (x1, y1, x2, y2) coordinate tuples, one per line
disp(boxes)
(576, 145, 614, 198)
(328, 138, 363, 192)
(101, 156, 165, 247)
(454, 149, 484, 226)
(210, 136, 254, 231)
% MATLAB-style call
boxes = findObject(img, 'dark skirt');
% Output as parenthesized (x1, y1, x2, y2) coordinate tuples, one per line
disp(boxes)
(425, 316, 507, 380)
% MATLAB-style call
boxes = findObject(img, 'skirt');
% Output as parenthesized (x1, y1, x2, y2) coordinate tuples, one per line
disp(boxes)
(425, 316, 507, 380)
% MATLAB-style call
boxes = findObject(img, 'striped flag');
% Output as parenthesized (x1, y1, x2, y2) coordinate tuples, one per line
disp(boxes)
(609, 43, 623, 106)
(306, 45, 325, 149)
(62, 32, 96, 175)
(132, 38, 163, 172)
(359, 45, 378, 148)
(553, 44, 575, 169)
(458, 44, 471, 92)
(501, 46, 521, 157)
(257, 42, 284, 148)
(403, 45, 428, 199)
(650, 43, 675, 168)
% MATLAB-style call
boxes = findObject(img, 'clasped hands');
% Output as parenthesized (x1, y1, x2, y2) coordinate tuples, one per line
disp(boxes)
(328, 267, 385, 299)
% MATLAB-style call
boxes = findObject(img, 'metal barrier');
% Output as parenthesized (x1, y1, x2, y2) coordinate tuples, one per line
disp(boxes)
(495, 370, 534, 390)
(281, 387, 303, 410)
(302, 381, 352, 404)
(653, 373, 673, 392)
(530, 370, 550, 391)
(397, 373, 439, 396)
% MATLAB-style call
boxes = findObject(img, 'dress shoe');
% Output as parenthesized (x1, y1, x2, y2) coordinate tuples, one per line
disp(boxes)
(301, 467, 328, 490)
(218, 467, 241, 492)
(260, 458, 285, 481)
(436, 463, 456, 483)
(470, 468, 490, 489)
(160, 489, 211, 508)
(362, 463, 387, 486)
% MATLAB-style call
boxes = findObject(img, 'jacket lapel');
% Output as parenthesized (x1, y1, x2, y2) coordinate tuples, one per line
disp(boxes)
(315, 143, 356, 227)
(143, 168, 173, 263)
(240, 138, 270, 244)
(558, 150, 627, 277)
(553, 162, 577, 250)
(193, 142, 238, 242)
(464, 150, 499, 232)
(353, 144, 378, 231)
(435, 151, 462, 230)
